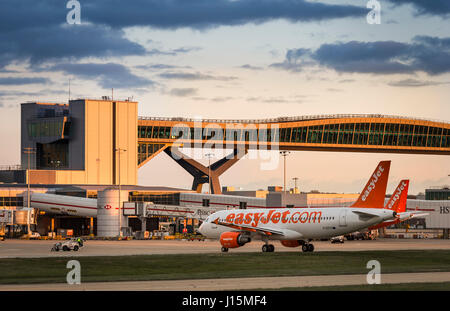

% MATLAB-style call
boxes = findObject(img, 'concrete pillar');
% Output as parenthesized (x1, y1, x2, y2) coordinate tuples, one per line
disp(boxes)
(141, 217, 147, 231)
(97, 188, 129, 237)
(443, 229, 449, 239)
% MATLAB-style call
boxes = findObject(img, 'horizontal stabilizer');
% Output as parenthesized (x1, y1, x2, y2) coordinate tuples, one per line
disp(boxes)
(397, 212, 429, 220)
(352, 210, 380, 218)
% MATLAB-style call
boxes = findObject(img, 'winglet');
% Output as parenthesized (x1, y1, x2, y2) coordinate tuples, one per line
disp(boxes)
(385, 180, 409, 213)
(351, 161, 391, 209)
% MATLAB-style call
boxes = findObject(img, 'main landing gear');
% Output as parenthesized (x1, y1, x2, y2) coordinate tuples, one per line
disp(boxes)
(262, 236, 275, 252)
(262, 244, 275, 253)
(301, 243, 314, 253)
(262, 244, 275, 252)
(221, 247, 229, 252)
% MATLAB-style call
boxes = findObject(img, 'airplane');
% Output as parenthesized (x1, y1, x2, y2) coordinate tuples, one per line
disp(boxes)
(367, 179, 428, 231)
(198, 160, 398, 253)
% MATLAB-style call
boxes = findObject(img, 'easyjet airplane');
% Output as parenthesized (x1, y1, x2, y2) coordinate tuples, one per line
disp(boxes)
(367, 179, 428, 231)
(198, 161, 398, 253)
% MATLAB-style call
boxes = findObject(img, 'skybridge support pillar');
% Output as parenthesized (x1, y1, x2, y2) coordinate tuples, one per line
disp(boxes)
(164, 147, 247, 194)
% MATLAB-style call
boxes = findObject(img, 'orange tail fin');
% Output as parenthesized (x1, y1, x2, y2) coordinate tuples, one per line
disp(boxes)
(385, 180, 409, 213)
(351, 161, 391, 209)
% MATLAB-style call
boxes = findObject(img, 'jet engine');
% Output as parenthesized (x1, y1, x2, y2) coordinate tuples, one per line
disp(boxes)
(220, 232, 251, 248)
(281, 240, 303, 248)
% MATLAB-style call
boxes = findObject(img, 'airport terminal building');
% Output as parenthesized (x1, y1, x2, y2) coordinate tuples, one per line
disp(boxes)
(0, 98, 449, 238)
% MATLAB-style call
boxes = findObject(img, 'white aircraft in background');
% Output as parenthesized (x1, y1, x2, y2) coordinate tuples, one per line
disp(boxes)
(198, 160, 398, 253)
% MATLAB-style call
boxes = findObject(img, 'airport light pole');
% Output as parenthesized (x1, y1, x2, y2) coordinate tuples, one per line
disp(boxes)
(279, 151, 291, 195)
(205, 153, 213, 194)
(23, 147, 36, 235)
(115, 148, 127, 237)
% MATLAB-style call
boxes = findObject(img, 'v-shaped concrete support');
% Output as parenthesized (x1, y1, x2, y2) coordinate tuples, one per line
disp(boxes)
(164, 146, 247, 194)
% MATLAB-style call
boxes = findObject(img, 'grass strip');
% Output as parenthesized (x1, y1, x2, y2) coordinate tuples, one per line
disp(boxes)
(0, 250, 449, 285)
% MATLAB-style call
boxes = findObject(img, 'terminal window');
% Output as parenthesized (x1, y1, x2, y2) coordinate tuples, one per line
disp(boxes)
(0, 197, 23, 207)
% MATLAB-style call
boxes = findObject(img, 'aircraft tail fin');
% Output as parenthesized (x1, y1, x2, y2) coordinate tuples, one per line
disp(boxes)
(351, 161, 391, 209)
(385, 180, 409, 213)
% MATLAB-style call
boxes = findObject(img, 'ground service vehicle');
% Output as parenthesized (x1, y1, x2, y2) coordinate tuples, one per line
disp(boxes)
(51, 238, 84, 251)
(331, 236, 345, 243)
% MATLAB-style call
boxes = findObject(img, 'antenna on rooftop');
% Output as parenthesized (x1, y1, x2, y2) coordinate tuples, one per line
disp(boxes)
(68, 78, 71, 103)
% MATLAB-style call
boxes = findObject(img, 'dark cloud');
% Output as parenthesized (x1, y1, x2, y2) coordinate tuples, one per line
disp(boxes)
(172, 47, 202, 54)
(239, 64, 264, 70)
(81, 0, 367, 30)
(147, 47, 202, 56)
(211, 96, 234, 102)
(387, 79, 448, 87)
(313, 41, 412, 74)
(0, 89, 67, 98)
(0, 24, 147, 69)
(0, 77, 49, 85)
(135, 64, 192, 71)
(0, 0, 368, 69)
(386, 0, 450, 17)
(168, 88, 198, 97)
(246, 96, 303, 104)
(0, 1, 367, 32)
(273, 36, 450, 75)
(269, 48, 314, 72)
(50, 63, 154, 89)
(159, 72, 237, 81)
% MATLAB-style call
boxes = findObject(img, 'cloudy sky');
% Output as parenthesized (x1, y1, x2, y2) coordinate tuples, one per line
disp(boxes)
(0, 0, 449, 194)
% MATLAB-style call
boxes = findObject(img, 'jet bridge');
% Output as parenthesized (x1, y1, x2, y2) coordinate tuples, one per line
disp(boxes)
(25, 191, 225, 237)
(123, 201, 223, 221)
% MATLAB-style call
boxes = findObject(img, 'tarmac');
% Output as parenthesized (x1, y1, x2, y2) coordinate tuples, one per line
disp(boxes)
(0, 238, 449, 259)
(1, 239, 449, 291)
(1, 272, 449, 291)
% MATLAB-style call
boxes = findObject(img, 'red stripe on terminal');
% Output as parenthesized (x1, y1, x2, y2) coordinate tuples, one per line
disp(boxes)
(406, 208, 435, 212)
(31, 200, 97, 210)
(147, 207, 194, 214)
(179, 199, 265, 208)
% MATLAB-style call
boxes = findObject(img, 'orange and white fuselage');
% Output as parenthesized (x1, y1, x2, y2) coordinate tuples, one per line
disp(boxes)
(199, 207, 396, 240)
(198, 160, 398, 252)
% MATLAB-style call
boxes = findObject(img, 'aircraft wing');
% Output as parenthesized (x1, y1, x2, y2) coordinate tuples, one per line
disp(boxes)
(212, 218, 285, 236)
